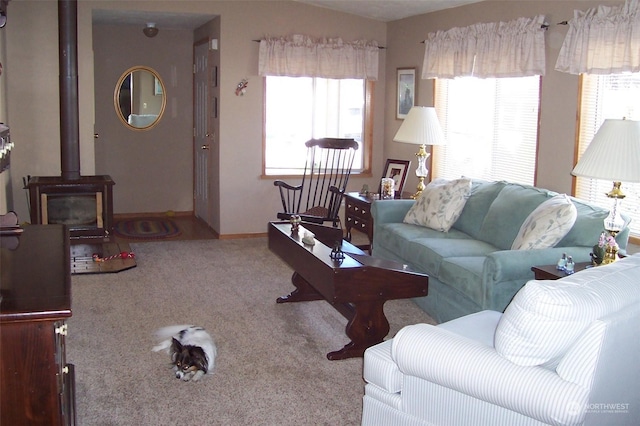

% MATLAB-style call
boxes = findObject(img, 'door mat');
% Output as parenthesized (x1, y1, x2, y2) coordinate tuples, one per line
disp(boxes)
(113, 218, 182, 240)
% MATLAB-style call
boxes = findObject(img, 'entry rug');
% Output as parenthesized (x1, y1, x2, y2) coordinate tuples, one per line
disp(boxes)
(113, 218, 182, 240)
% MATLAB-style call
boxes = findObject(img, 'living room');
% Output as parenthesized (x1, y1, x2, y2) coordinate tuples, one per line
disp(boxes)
(0, 0, 637, 424)
(1, 0, 636, 241)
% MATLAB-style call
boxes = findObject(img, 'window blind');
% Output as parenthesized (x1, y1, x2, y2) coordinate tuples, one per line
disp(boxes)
(433, 76, 540, 185)
(576, 73, 640, 238)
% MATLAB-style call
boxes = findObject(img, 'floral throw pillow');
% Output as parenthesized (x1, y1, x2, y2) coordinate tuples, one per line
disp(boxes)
(511, 194, 577, 250)
(403, 178, 472, 232)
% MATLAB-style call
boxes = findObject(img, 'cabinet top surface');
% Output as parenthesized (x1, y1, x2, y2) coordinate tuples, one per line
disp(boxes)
(346, 191, 412, 203)
(1, 225, 72, 322)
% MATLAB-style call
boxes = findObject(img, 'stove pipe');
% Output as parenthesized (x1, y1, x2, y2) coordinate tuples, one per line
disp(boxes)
(58, 0, 80, 181)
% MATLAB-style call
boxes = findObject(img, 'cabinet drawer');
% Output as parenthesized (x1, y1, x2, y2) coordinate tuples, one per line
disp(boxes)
(346, 202, 370, 220)
(346, 216, 369, 231)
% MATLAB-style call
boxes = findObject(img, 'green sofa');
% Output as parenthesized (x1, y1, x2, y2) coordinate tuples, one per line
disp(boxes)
(371, 180, 631, 323)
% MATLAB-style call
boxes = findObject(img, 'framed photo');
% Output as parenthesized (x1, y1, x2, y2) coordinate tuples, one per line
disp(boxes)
(396, 68, 416, 119)
(380, 159, 411, 197)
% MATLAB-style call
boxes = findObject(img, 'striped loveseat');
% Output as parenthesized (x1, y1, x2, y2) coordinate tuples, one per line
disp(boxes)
(361, 254, 640, 426)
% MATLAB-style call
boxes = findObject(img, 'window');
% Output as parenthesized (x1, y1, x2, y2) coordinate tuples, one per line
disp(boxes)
(433, 76, 541, 185)
(576, 73, 640, 238)
(264, 76, 370, 175)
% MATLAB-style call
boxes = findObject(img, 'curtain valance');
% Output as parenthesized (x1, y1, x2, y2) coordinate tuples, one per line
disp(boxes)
(555, 0, 640, 75)
(422, 15, 547, 79)
(258, 34, 379, 80)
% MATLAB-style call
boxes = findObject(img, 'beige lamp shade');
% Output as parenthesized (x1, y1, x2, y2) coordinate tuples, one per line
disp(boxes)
(572, 118, 640, 182)
(393, 106, 446, 146)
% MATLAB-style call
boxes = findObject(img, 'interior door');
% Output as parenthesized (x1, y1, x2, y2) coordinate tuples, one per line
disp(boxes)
(193, 41, 211, 223)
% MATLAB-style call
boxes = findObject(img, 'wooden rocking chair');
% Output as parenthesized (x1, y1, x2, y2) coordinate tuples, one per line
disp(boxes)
(274, 138, 358, 227)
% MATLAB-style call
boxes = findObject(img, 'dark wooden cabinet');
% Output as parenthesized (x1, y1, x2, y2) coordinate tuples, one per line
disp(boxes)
(1, 225, 76, 425)
(344, 192, 412, 253)
(344, 192, 374, 249)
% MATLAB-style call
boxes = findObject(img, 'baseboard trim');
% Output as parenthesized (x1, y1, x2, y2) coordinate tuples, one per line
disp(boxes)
(218, 232, 267, 240)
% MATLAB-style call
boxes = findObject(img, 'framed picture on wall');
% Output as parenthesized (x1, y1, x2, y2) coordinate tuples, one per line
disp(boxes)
(396, 68, 416, 119)
(379, 159, 411, 197)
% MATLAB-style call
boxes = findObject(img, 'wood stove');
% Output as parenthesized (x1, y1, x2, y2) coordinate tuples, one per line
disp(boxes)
(28, 175, 114, 240)
(26, 2, 116, 241)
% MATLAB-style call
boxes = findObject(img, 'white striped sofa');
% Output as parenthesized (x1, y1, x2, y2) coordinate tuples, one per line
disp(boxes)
(362, 254, 640, 426)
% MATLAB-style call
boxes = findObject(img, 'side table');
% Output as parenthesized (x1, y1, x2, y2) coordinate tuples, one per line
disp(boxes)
(344, 192, 411, 253)
(531, 262, 592, 280)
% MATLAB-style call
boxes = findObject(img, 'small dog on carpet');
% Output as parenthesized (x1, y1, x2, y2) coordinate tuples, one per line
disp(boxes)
(152, 325, 217, 382)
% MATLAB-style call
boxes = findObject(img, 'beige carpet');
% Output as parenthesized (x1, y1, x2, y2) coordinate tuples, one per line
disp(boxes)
(67, 238, 435, 425)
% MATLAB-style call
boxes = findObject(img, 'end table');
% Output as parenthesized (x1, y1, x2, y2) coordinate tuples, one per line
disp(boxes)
(531, 262, 592, 280)
(344, 192, 411, 253)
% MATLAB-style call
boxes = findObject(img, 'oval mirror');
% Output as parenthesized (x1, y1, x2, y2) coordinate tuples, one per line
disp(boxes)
(114, 66, 166, 130)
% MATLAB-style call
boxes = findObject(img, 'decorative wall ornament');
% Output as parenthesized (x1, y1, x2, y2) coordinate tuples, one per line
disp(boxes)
(235, 79, 248, 96)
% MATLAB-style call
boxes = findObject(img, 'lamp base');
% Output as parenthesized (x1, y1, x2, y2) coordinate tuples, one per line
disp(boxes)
(602, 229, 620, 264)
(411, 177, 425, 199)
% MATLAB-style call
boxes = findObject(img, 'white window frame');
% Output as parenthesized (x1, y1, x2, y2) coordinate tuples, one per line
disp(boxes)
(575, 73, 640, 240)
(433, 76, 541, 185)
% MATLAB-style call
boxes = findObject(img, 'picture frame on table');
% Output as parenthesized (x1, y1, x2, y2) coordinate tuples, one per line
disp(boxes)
(379, 159, 411, 197)
(396, 68, 416, 119)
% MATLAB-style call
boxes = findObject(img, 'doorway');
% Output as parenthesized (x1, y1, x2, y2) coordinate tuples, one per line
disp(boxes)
(193, 35, 220, 230)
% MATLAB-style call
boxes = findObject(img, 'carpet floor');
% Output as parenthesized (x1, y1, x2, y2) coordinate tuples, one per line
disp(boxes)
(67, 238, 435, 425)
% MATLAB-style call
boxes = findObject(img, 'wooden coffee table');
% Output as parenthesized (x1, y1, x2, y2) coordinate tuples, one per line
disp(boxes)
(268, 221, 428, 360)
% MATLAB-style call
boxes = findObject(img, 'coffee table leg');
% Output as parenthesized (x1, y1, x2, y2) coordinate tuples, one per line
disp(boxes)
(327, 300, 389, 360)
(276, 272, 324, 303)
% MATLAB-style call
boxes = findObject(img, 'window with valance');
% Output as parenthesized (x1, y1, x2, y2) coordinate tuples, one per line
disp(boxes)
(558, 0, 640, 238)
(424, 15, 545, 185)
(259, 35, 379, 176)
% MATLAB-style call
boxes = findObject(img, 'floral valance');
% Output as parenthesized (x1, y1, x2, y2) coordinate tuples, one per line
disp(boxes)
(555, 0, 640, 75)
(258, 34, 379, 80)
(422, 15, 547, 79)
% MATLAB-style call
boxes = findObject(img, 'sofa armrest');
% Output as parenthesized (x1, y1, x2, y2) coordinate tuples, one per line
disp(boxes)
(483, 246, 593, 284)
(391, 324, 588, 425)
(370, 199, 415, 225)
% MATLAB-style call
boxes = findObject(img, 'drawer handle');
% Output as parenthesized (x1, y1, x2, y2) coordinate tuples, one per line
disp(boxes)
(55, 324, 68, 336)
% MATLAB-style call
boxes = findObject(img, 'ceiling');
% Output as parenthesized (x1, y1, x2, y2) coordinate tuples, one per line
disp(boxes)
(92, 1, 485, 29)
(295, 0, 485, 22)
(92, 9, 217, 30)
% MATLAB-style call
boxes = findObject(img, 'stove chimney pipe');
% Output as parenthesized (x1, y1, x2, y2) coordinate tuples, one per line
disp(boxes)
(58, 0, 80, 180)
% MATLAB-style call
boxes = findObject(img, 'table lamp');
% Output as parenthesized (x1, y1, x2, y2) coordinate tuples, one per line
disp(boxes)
(393, 106, 446, 198)
(571, 118, 640, 260)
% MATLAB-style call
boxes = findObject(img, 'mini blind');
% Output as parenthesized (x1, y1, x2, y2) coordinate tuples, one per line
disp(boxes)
(576, 73, 640, 238)
(433, 76, 540, 185)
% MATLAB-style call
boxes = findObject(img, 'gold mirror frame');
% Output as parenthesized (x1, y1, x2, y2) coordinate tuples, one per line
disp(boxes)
(113, 66, 166, 131)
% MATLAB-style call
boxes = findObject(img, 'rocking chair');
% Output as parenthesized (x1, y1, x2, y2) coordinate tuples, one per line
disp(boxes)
(274, 138, 358, 227)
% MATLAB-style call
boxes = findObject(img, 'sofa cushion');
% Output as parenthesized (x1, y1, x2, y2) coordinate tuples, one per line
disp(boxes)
(374, 223, 460, 262)
(453, 180, 507, 239)
(404, 237, 497, 277)
(556, 197, 610, 248)
(478, 183, 552, 249)
(511, 194, 577, 250)
(404, 178, 472, 232)
(495, 254, 640, 366)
